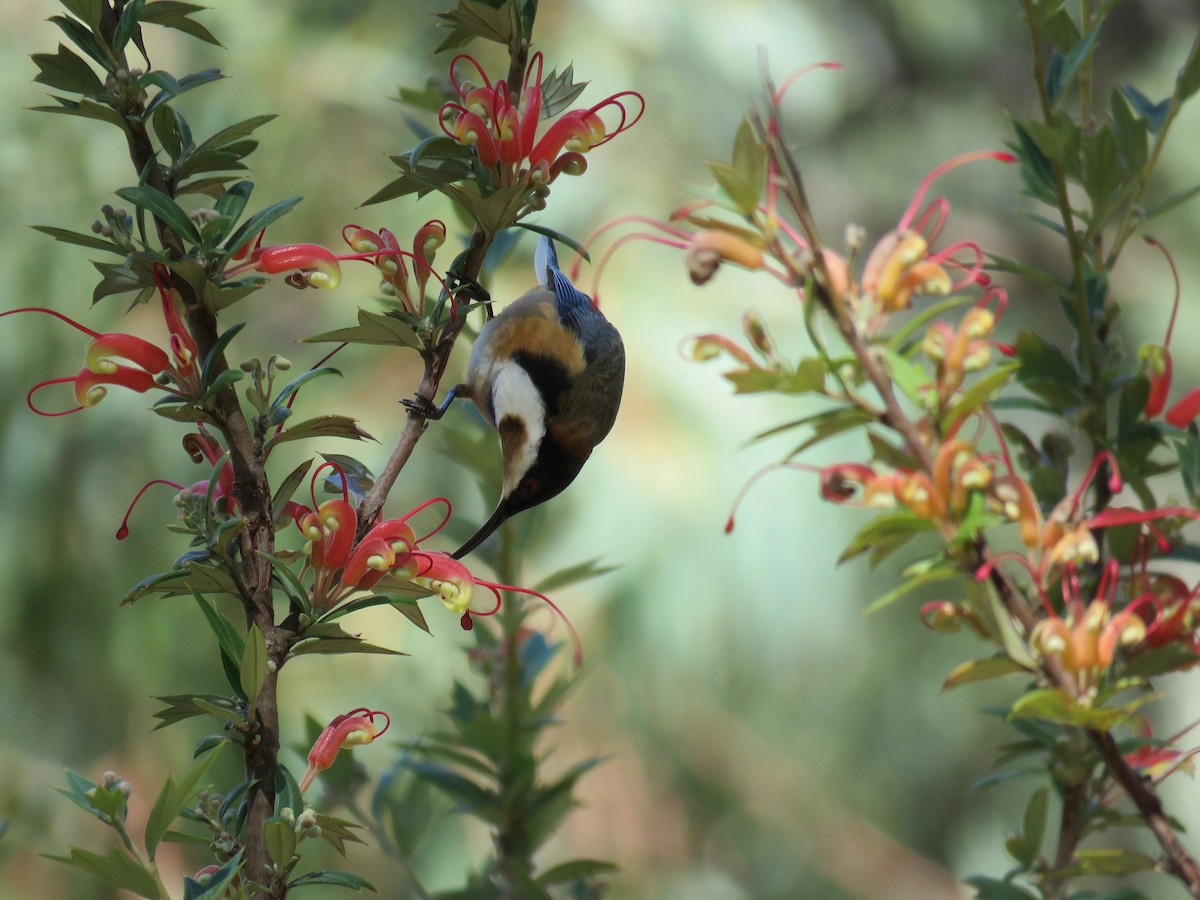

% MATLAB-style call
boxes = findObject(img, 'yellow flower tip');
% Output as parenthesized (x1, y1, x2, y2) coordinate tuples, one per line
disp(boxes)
(962, 343, 991, 372)
(367, 553, 389, 572)
(307, 268, 341, 290)
(1082, 600, 1109, 633)
(81, 385, 107, 407)
(963, 308, 996, 338)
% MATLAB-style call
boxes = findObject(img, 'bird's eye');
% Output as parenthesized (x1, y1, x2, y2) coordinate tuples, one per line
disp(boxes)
(519, 477, 539, 497)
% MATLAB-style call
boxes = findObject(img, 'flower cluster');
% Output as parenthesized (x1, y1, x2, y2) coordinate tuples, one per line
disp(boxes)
(439, 52, 643, 187)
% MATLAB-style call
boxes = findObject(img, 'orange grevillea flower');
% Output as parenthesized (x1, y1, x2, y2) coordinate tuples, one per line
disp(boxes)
(299, 708, 390, 793)
(1027, 561, 1151, 694)
(3, 266, 201, 415)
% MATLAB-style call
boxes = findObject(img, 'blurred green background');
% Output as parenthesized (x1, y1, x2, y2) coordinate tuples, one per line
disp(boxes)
(3, 1, 1200, 898)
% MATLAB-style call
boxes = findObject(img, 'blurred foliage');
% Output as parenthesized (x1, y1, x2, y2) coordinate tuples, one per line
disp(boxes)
(3, 1, 1200, 899)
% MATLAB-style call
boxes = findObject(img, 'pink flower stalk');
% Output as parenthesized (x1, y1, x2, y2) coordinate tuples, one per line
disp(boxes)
(299, 708, 390, 793)
(411, 550, 583, 666)
(439, 52, 643, 186)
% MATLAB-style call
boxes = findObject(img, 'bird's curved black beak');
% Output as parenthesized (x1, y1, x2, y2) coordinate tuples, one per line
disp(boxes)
(451, 502, 513, 559)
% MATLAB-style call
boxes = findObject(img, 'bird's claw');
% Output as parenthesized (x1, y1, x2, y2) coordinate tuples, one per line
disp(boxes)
(401, 394, 443, 420)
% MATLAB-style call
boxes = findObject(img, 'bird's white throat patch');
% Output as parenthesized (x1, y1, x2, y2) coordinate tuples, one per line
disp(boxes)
(490, 361, 546, 494)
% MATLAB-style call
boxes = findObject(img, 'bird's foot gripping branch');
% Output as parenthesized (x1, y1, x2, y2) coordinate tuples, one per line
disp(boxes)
(24, 1, 635, 897)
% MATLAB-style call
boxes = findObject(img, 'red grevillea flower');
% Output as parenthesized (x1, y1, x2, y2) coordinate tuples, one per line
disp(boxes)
(296, 463, 450, 613)
(2, 267, 201, 415)
(1134, 237, 1200, 428)
(299, 708, 390, 793)
(439, 52, 643, 186)
(411, 550, 583, 666)
(225, 221, 452, 315)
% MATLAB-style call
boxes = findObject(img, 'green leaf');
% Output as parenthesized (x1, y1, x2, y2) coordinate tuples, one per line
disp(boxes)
(839, 512, 938, 568)
(177, 114, 276, 180)
(48, 15, 112, 70)
(313, 813, 368, 856)
(269, 366, 343, 412)
(539, 63, 589, 117)
(1062, 848, 1156, 877)
(1110, 87, 1148, 176)
(91, 259, 154, 304)
(291, 637, 405, 657)
(405, 760, 500, 816)
(289, 869, 378, 892)
(115, 184, 202, 244)
(1122, 643, 1200, 678)
(863, 561, 959, 616)
(534, 558, 617, 593)
(942, 655, 1027, 690)
(1021, 787, 1048, 868)
(152, 105, 185, 160)
(183, 850, 242, 900)
(119, 569, 188, 606)
(32, 44, 104, 95)
(31, 223, 122, 254)
(1121, 83, 1171, 133)
(536, 859, 618, 887)
(191, 589, 245, 673)
(944, 362, 1021, 427)
(140, 1, 222, 46)
(965, 876, 1039, 900)
(884, 349, 933, 405)
(434, 0, 520, 53)
(219, 195, 303, 264)
(1010, 120, 1058, 204)
(265, 415, 373, 452)
(60, 0, 103, 30)
(1013, 331, 1082, 409)
(152, 693, 241, 729)
(111, 0, 146, 54)
(304, 308, 421, 348)
(1178, 42, 1200, 100)
(272, 459, 314, 522)
(1048, 21, 1101, 107)
(240, 623, 269, 715)
(145, 747, 223, 860)
(1010, 687, 1154, 729)
(785, 407, 875, 458)
(1142, 183, 1200, 223)
(46, 846, 160, 898)
(264, 816, 298, 867)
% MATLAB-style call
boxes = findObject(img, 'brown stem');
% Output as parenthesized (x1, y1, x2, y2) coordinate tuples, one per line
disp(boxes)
(1090, 728, 1200, 894)
(110, 12, 281, 892)
(357, 230, 492, 531)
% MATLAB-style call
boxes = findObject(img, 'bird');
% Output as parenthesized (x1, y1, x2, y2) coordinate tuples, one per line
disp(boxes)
(408, 235, 625, 559)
